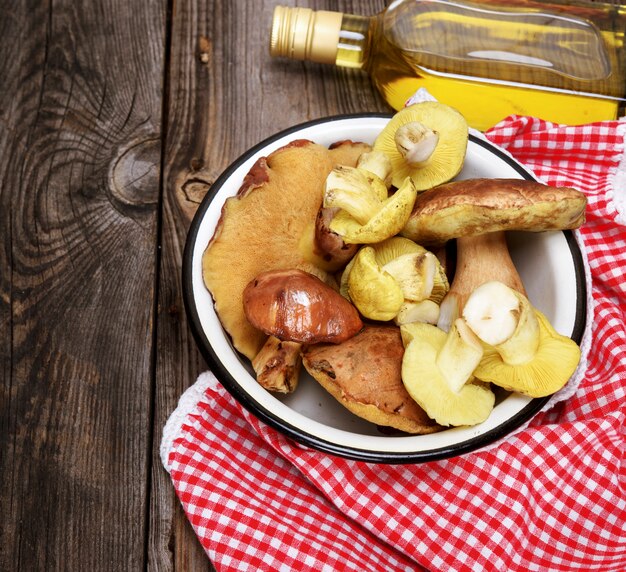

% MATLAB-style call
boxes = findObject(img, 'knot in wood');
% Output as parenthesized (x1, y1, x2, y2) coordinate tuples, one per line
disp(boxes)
(109, 136, 160, 211)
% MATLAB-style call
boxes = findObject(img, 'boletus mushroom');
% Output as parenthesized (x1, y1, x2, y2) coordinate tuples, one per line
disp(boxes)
(302, 325, 441, 434)
(251, 336, 302, 394)
(401, 177, 587, 245)
(373, 101, 468, 190)
(202, 139, 370, 360)
(404, 178, 587, 332)
(243, 269, 363, 345)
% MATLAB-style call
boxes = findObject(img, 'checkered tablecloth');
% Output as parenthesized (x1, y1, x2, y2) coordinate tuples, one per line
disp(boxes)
(162, 115, 626, 571)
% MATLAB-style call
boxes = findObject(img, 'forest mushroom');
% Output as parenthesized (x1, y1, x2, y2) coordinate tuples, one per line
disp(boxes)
(401, 178, 587, 245)
(356, 149, 393, 188)
(302, 325, 441, 434)
(400, 321, 495, 426)
(313, 206, 359, 271)
(310, 151, 395, 270)
(437, 231, 526, 332)
(346, 237, 449, 322)
(373, 101, 468, 190)
(323, 165, 388, 224)
(424, 180, 586, 331)
(463, 281, 581, 397)
(373, 236, 449, 304)
(202, 139, 370, 359)
(242, 268, 363, 345)
(394, 299, 440, 326)
(325, 174, 418, 244)
(251, 336, 302, 393)
(347, 246, 404, 321)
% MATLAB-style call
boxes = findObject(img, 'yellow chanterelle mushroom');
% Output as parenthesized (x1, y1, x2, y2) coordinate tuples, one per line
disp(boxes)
(373, 101, 468, 190)
(400, 321, 495, 427)
(463, 281, 581, 397)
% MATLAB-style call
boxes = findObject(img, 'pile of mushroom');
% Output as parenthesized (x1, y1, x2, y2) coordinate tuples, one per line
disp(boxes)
(203, 101, 587, 433)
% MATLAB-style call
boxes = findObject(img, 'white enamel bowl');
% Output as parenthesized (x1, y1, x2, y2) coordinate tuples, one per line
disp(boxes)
(183, 115, 587, 463)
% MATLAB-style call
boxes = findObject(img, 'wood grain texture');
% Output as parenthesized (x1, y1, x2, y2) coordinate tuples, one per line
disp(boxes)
(0, 0, 386, 570)
(2, 0, 621, 570)
(0, 0, 166, 570)
(148, 1, 387, 570)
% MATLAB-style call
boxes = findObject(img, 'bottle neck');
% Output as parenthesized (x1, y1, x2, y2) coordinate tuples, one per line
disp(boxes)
(270, 7, 373, 69)
(334, 14, 372, 70)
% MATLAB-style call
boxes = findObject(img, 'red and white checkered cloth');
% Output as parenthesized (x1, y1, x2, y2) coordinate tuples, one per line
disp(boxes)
(162, 115, 626, 571)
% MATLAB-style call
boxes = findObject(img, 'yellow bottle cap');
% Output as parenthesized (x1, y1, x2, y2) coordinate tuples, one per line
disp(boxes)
(270, 6, 343, 65)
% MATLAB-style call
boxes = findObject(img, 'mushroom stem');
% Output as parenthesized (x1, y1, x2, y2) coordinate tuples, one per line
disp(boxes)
(394, 299, 440, 326)
(356, 150, 393, 188)
(435, 318, 484, 393)
(463, 281, 540, 366)
(252, 336, 302, 393)
(437, 231, 526, 332)
(381, 251, 437, 302)
(394, 121, 439, 166)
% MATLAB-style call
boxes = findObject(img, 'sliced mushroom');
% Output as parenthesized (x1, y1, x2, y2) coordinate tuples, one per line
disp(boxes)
(302, 325, 441, 434)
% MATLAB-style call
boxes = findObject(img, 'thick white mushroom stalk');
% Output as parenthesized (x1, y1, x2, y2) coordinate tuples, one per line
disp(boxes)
(394, 121, 440, 166)
(463, 281, 540, 366)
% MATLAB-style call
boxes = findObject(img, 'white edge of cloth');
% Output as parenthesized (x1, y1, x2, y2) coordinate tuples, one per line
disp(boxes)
(160, 371, 221, 473)
(610, 118, 626, 225)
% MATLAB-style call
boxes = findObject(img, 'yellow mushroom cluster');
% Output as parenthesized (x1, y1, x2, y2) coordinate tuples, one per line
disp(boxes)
(340, 237, 448, 325)
(318, 101, 583, 428)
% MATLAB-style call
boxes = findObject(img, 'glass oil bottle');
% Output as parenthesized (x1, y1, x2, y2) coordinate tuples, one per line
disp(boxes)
(270, 0, 626, 130)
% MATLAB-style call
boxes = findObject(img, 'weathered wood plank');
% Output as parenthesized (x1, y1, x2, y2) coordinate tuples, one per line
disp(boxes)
(148, 1, 387, 570)
(0, 1, 166, 570)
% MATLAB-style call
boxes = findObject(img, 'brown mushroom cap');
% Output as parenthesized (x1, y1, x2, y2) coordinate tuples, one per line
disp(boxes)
(243, 269, 363, 345)
(202, 139, 370, 359)
(302, 325, 441, 434)
(401, 178, 587, 244)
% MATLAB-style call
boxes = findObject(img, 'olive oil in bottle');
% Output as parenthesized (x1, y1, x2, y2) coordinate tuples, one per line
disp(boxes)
(270, 0, 626, 130)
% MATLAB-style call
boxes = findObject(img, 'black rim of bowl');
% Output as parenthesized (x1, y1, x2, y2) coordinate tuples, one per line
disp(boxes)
(182, 113, 587, 464)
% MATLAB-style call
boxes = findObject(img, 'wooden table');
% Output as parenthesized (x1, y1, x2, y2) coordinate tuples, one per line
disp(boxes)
(0, 0, 387, 569)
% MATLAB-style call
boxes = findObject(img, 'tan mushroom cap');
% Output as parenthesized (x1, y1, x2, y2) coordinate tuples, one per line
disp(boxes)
(202, 139, 370, 360)
(302, 325, 441, 434)
(402, 178, 587, 245)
